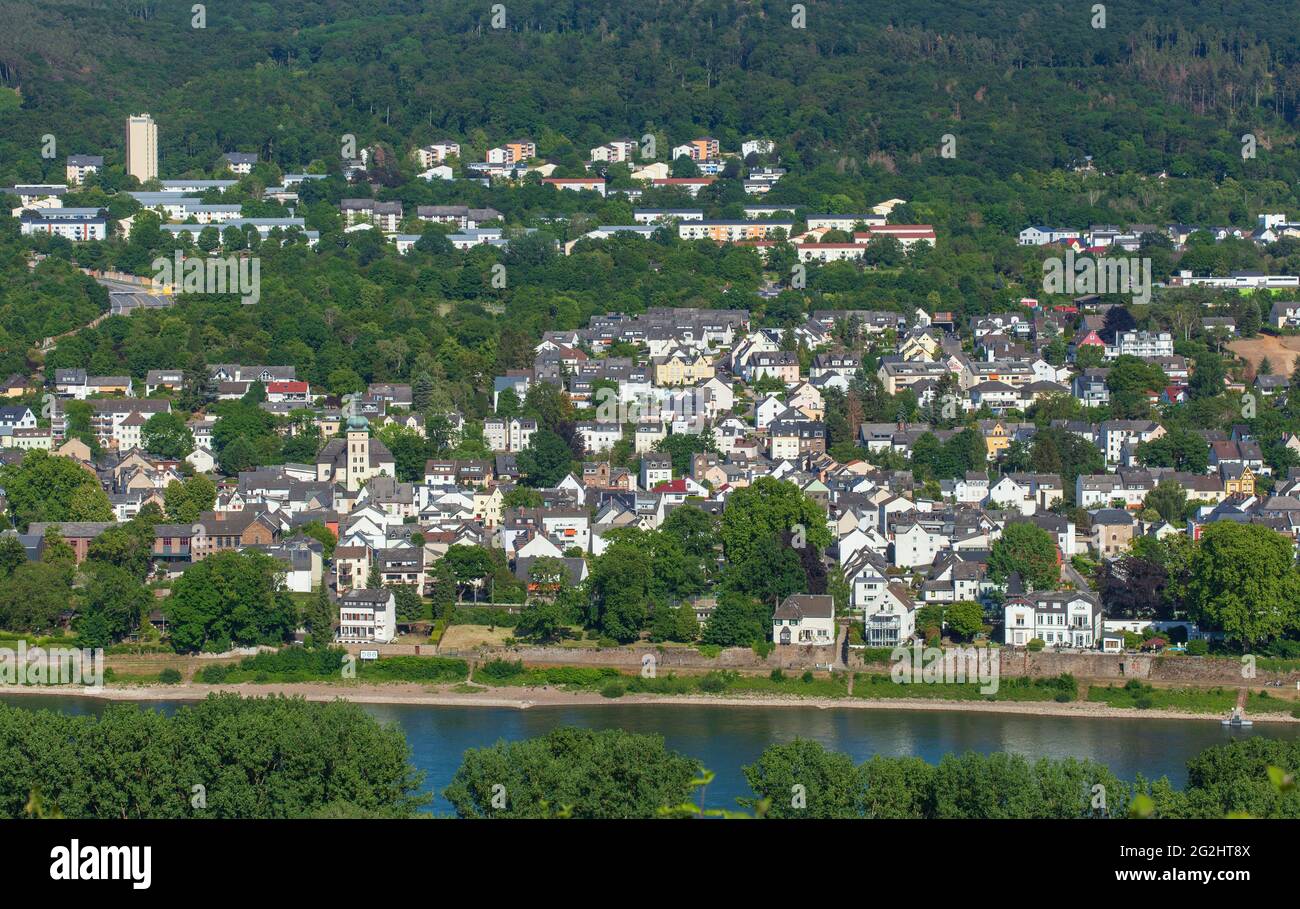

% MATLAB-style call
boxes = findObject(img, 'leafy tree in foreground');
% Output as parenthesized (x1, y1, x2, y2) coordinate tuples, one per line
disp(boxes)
(442, 727, 700, 819)
(0, 695, 427, 818)
(742, 739, 864, 818)
(0, 561, 72, 633)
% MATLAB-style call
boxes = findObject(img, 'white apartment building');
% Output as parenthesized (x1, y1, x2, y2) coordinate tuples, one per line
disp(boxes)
(1109, 330, 1174, 359)
(337, 589, 397, 644)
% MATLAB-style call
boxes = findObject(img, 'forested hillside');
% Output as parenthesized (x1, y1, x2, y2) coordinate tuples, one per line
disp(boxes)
(3, 0, 1299, 434)
(3, 0, 1300, 214)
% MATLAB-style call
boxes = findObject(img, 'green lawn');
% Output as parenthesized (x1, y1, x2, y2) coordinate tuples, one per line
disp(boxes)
(1087, 682, 1297, 715)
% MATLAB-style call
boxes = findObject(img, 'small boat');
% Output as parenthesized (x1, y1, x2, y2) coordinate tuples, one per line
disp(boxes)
(1221, 707, 1253, 728)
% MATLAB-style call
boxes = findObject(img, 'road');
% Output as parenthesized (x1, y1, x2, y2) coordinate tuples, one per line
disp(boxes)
(1060, 559, 1093, 592)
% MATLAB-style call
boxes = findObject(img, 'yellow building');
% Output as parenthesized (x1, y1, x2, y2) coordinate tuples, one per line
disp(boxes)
(1223, 465, 1255, 496)
(980, 420, 1011, 460)
(653, 350, 715, 386)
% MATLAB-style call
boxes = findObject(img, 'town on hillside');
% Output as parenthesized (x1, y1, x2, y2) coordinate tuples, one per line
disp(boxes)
(3, 113, 1300, 672)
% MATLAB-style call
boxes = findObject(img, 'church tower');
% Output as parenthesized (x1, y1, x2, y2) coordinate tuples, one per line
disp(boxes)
(345, 415, 371, 491)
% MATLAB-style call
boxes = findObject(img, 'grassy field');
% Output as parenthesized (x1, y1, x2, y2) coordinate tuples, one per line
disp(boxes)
(852, 673, 1078, 703)
(1087, 681, 1299, 715)
(438, 625, 515, 650)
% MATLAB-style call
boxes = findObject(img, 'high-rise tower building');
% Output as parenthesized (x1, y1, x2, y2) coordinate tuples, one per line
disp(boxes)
(125, 113, 158, 183)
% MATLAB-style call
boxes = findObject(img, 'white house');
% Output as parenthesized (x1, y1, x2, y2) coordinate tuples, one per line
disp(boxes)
(864, 584, 917, 647)
(1003, 591, 1102, 648)
(773, 594, 836, 646)
(844, 550, 890, 611)
(891, 521, 945, 569)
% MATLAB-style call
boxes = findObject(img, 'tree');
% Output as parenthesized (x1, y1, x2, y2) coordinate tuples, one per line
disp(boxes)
(0, 536, 26, 578)
(1144, 480, 1188, 524)
(526, 556, 569, 597)
(442, 545, 497, 602)
(516, 428, 573, 487)
(654, 431, 716, 476)
(945, 601, 986, 640)
(0, 562, 72, 632)
(1105, 356, 1166, 418)
(725, 533, 808, 602)
(0, 450, 112, 529)
(989, 522, 1059, 592)
(78, 563, 151, 646)
(218, 435, 261, 476)
(719, 477, 832, 569)
(521, 382, 574, 432)
(742, 739, 864, 818)
(1187, 522, 1300, 648)
(648, 602, 699, 643)
(86, 522, 154, 579)
(702, 591, 770, 646)
(374, 424, 431, 482)
(502, 487, 542, 509)
(427, 560, 456, 617)
(164, 474, 216, 522)
(586, 541, 651, 642)
(298, 521, 337, 561)
(1098, 555, 1169, 620)
(141, 411, 195, 459)
(660, 504, 719, 564)
(1189, 352, 1227, 400)
(390, 585, 424, 622)
(304, 586, 335, 645)
(1138, 428, 1209, 474)
(0, 695, 427, 818)
(442, 727, 700, 818)
(165, 550, 297, 652)
(515, 598, 568, 642)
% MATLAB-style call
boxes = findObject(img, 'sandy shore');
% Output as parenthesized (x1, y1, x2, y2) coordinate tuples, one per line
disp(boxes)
(2, 681, 1296, 724)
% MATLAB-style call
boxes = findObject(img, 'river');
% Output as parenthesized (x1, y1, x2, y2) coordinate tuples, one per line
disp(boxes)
(4, 693, 1297, 815)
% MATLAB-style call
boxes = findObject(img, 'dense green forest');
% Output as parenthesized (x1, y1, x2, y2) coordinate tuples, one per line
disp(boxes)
(5, 0, 1300, 221)
(0, 1, 1299, 173)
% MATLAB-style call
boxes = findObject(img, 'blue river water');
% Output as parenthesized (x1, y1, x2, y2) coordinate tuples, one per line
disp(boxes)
(4, 693, 1297, 815)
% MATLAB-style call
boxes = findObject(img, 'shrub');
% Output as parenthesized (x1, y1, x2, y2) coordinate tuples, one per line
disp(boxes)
(1187, 639, 1209, 656)
(478, 659, 524, 680)
(801, 670, 815, 683)
(158, 668, 182, 684)
(600, 682, 626, 699)
(697, 672, 729, 693)
(769, 669, 785, 682)
(1026, 638, 1045, 652)
(198, 664, 228, 683)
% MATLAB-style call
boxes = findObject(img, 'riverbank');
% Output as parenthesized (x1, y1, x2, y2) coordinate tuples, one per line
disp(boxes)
(3, 681, 1298, 724)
